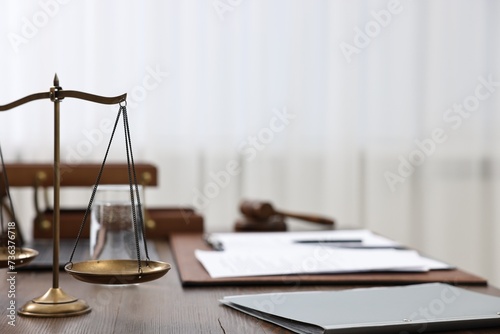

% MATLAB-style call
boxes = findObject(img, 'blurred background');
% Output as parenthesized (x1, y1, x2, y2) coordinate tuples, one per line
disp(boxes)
(0, 0, 499, 285)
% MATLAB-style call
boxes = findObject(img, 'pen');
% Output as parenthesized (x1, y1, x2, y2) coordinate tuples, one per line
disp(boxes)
(340, 245, 408, 250)
(294, 239, 363, 244)
(294, 239, 407, 249)
(204, 235, 224, 251)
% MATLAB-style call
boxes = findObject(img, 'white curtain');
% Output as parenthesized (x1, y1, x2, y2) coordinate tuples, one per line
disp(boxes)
(1, 0, 499, 285)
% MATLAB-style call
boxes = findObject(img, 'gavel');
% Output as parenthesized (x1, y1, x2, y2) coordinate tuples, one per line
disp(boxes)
(234, 200, 335, 232)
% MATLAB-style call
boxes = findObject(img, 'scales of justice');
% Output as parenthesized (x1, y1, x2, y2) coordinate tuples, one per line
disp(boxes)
(0, 75, 171, 317)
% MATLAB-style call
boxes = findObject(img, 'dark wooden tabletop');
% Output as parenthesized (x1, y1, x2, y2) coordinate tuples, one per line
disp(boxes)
(2, 241, 500, 334)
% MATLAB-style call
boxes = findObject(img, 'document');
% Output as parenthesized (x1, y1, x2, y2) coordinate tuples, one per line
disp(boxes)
(196, 247, 431, 278)
(221, 283, 500, 334)
(205, 229, 402, 251)
(197, 230, 451, 278)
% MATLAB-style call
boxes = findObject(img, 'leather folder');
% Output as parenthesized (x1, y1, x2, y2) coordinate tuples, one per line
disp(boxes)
(170, 233, 487, 286)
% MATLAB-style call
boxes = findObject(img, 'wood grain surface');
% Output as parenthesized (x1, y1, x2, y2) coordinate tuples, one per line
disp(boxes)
(1, 241, 500, 334)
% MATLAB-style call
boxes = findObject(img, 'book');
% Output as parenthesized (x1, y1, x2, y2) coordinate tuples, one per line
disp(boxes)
(220, 283, 500, 333)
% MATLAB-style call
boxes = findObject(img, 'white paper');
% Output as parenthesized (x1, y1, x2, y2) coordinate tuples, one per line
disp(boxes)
(205, 229, 401, 251)
(195, 246, 431, 278)
(198, 230, 452, 278)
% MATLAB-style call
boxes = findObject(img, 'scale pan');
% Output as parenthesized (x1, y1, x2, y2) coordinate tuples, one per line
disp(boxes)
(0, 247, 39, 268)
(65, 259, 171, 285)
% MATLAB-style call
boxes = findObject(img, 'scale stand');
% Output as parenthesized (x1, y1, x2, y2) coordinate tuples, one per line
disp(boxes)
(0, 74, 126, 317)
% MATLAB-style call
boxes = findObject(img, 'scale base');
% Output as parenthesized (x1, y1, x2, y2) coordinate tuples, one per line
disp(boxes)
(18, 288, 91, 318)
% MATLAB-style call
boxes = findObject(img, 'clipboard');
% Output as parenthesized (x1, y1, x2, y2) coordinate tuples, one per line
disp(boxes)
(220, 283, 500, 333)
(170, 233, 487, 286)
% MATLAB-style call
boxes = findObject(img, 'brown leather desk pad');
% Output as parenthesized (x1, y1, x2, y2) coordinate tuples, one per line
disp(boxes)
(170, 233, 488, 287)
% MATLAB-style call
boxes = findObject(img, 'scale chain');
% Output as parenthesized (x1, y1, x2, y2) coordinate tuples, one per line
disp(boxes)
(67, 104, 124, 265)
(122, 105, 151, 265)
(67, 100, 148, 276)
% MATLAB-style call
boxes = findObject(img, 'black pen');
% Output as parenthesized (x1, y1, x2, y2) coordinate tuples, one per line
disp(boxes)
(294, 239, 363, 244)
(294, 239, 407, 249)
(204, 235, 224, 251)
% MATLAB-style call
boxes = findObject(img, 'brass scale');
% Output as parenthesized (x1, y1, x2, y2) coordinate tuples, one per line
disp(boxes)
(0, 75, 170, 317)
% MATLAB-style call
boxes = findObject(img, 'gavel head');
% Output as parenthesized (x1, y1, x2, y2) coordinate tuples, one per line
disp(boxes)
(239, 200, 275, 219)
(234, 215, 287, 232)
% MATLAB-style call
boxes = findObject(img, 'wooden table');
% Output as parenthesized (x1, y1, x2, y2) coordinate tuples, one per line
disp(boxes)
(2, 241, 500, 334)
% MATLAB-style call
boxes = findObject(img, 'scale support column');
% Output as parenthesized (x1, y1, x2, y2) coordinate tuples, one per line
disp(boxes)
(18, 75, 91, 317)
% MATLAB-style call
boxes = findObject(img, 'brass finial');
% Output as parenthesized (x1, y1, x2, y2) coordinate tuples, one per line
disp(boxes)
(53, 73, 59, 87)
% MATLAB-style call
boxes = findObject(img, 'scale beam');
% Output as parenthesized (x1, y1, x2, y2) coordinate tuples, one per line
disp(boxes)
(0, 89, 126, 112)
(58, 90, 126, 105)
(0, 92, 50, 111)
